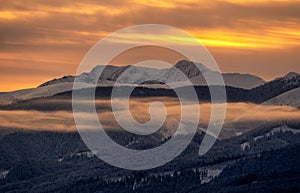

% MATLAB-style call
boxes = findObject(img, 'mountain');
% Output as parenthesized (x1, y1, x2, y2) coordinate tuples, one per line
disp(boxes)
(246, 72, 300, 103)
(262, 72, 300, 108)
(53, 71, 300, 104)
(1, 62, 299, 106)
(0, 60, 267, 104)
(0, 121, 299, 192)
(39, 60, 265, 89)
(1, 72, 299, 110)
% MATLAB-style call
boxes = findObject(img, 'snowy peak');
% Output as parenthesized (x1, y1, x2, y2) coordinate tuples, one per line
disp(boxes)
(38, 76, 74, 87)
(284, 72, 300, 80)
(280, 72, 300, 86)
(256, 71, 300, 91)
(174, 60, 210, 78)
(272, 72, 300, 82)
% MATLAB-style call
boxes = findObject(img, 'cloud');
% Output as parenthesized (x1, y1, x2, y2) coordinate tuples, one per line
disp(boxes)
(0, 0, 300, 91)
(0, 99, 299, 134)
(1, 0, 299, 47)
(0, 110, 76, 131)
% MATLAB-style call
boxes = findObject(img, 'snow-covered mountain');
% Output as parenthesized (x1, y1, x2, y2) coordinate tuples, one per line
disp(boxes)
(39, 60, 265, 89)
(2, 61, 300, 105)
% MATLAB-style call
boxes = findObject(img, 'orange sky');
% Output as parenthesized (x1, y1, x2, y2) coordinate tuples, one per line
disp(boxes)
(0, 0, 300, 91)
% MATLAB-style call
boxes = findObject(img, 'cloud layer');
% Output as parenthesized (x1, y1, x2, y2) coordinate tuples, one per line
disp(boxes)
(0, 0, 300, 91)
(0, 99, 299, 136)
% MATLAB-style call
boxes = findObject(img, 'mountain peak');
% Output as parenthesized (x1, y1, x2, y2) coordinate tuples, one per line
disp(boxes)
(174, 60, 211, 78)
(284, 72, 299, 79)
(175, 60, 208, 71)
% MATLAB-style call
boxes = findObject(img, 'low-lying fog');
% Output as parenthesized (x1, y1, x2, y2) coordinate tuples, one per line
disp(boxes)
(0, 97, 299, 138)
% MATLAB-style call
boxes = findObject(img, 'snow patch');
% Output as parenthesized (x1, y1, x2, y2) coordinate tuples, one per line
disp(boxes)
(73, 150, 97, 158)
(0, 170, 9, 179)
(254, 125, 300, 141)
(125, 140, 140, 148)
(200, 168, 223, 184)
(241, 142, 250, 151)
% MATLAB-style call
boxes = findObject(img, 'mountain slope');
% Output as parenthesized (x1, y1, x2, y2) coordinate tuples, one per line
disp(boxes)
(189, 72, 265, 89)
(0, 121, 299, 192)
(264, 87, 300, 108)
(0, 82, 95, 104)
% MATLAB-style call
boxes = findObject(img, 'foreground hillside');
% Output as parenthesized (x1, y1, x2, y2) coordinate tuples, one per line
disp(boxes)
(0, 121, 299, 192)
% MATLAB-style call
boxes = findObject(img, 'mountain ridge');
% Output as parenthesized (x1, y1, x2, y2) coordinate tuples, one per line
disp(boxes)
(0, 120, 299, 192)
(38, 60, 266, 89)
(0, 71, 299, 108)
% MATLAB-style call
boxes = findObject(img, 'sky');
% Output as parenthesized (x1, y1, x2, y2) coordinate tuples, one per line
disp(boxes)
(0, 0, 300, 91)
